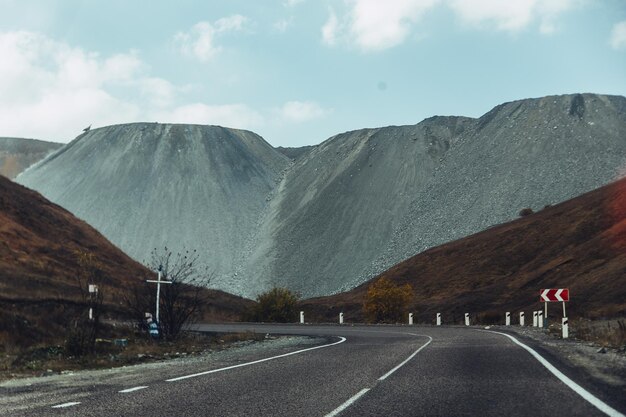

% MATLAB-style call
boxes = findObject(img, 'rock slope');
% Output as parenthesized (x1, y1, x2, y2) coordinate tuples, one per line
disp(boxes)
(18, 123, 290, 294)
(17, 94, 626, 298)
(301, 175, 626, 321)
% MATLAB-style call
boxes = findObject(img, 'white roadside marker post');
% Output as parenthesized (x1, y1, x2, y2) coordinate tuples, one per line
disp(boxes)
(339, 312, 344, 324)
(538, 310, 544, 328)
(300, 311, 304, 324)
(408, 313, 413, 325)
(519, 312, 525, 326)
(533, 311, 538, 327)
(464, 313, 470, 326)
(88, 284, 98, 320)
(505, 312, 511, 326)
(562, 317, 569, 339)
(436, 313, 441, 326)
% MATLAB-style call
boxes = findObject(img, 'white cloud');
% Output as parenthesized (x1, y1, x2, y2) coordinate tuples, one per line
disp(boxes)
(346, 0, 438, 51)
(153, 103, 264, 130)
(322, 9, 340, 46)
(0, 31, 144, 140)
(0, 30, 264, 142)
(174, 15, 249, 62)
(284, 0, 305, 7)
(610, 21, 626, 50)
(278, 101, 330, 123)
(322, 0, 438, 52)
(448, 0, 578, 33)
(215, 15, 249, 32)
(322, 0, 579, 52)
(274, 18, 293, 33)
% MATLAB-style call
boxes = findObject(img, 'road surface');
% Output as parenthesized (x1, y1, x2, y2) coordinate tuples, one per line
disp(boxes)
(1, 324, 624, 416)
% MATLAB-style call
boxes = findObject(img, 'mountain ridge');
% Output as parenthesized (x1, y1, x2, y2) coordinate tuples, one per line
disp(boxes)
(17, 93, 626, 298)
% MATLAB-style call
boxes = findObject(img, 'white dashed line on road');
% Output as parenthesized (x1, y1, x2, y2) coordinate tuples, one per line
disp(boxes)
(324, 388, 370, 417)
(51, 401, 81, 408)
(379, 335, 432, 381)
(325, 333, 432, 417)
(119, 386, 148, 393)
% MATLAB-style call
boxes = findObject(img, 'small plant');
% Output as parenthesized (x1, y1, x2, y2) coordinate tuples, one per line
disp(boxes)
(250, 287, 299, 323)
(519, 207, 534, 217)
(363, 277, 413, 323)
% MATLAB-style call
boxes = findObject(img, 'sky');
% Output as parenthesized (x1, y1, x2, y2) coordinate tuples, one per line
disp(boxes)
(0, 0, 625, 147)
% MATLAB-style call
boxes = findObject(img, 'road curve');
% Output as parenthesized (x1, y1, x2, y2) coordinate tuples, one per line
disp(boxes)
(2, 324, 624, 417)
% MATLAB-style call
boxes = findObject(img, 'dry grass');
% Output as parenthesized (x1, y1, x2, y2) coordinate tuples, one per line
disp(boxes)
(571, 318, 626, 348)
(0, 329, 264, 381)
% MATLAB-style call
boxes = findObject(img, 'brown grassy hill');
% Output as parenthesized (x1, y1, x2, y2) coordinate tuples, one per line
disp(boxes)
(0, 176, 251, 347)
(301, 176, 626, 323)
(0, 137, 62, 179)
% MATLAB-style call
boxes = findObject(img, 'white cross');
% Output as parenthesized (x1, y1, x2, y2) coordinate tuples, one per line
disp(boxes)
(146, 266, 172, 324)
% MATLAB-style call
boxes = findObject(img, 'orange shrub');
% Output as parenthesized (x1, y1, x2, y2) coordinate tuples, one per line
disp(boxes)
(363, 277, 413, 323)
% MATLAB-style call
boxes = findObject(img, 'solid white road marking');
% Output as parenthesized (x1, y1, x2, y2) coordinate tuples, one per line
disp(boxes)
(51, 402, 81, 408)
(166, 336, 347, 382)
(486, 330, 625, 417)
(324, 388, 370, 417)
(378, 335, 433, 381)
(119, 386, 148, 393)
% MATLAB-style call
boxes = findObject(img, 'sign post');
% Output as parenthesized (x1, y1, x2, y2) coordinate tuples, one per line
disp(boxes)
(519, 312, 525, 326)
(505, 312, 511, 326)
(540, 288, 570, 337)
(408, 313, 413, 325)
(436, 313, 441, 326)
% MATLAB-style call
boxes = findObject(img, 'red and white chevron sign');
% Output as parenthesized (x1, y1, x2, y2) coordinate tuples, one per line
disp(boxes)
(540, 288, 569, 302)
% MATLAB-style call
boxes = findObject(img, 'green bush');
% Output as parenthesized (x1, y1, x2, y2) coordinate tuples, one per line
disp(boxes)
(250, 287, 299, 323)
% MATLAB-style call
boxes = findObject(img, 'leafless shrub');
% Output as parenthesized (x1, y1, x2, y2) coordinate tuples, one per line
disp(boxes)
(141, 247, 212, 341)
(519, 207, 534, 217)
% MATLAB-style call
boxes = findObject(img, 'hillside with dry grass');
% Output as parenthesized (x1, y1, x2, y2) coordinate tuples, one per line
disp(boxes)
(0, 176, 251, 349)
(0, 138, 62, 179)
(301, 177, 626, 323)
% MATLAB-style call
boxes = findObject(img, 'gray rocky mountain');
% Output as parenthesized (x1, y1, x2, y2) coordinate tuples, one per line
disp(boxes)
(17, 123, 290, 294)
(0, 137, 62, 179)
(17, 93, 626, 298)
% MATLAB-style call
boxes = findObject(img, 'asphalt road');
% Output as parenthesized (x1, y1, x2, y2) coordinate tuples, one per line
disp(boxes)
(2, 324, 624, 417)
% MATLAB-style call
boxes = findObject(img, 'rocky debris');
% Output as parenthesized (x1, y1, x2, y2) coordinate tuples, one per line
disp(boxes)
(17, 94, 626, 298)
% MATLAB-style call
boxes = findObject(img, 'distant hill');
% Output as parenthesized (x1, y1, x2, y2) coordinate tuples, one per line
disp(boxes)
(0, 176, 251, 346)
(301, 177, 626, 322)
(275, 145, 316, 160)
(17, 94, 626, 298)
(0, 137, 62, 179)
(18, 123, 290, 295)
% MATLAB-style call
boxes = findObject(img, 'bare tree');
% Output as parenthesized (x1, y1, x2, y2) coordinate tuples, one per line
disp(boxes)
(66, 251, 104, 355)
(145, 247, 211, 340)
(123, 282, 154, 332)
